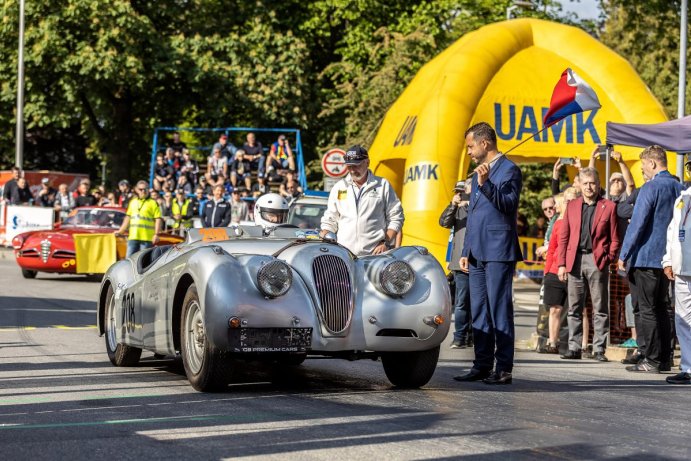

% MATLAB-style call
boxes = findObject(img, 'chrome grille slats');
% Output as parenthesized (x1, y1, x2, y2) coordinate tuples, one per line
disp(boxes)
(311, 254, 352, 334)
(40, 239, 51, 263)
(52, 250, 76, 259)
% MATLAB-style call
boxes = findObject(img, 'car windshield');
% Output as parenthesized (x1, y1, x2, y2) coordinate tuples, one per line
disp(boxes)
(287, 203, 327, 229)
(62, 209, 125, 229)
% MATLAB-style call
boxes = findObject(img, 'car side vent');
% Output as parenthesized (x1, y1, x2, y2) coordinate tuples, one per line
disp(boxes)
(312, 255, 353, 334)
(376, 329, 418, 338)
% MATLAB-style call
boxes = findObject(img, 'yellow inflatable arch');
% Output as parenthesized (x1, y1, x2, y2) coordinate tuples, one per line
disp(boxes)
(369, 18, 668, 265)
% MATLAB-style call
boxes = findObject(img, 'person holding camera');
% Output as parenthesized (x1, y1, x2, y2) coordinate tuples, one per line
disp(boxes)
(439, 179, 472, 349)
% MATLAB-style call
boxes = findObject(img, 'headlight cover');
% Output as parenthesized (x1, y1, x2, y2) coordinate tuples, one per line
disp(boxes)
(379, 260, 415, 296)
(256, 260, 293, 298)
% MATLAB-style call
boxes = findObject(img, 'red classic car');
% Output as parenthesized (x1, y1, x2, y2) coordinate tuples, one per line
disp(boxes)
(11, 206, 182, 279)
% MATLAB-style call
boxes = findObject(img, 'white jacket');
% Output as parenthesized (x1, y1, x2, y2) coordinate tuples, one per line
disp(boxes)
(321, 171, 404, 256)
(663, 186, 691, 275)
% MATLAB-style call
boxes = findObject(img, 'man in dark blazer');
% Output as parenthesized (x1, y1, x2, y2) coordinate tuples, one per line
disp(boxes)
(455, 122, 523, 385)
(618, 145, 682, 373)
(202, 184, 231, 228)
(557, 167, 620, 362)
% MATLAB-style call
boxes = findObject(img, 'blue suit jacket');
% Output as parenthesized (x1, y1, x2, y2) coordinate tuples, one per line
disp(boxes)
(619, 170, 682, 268)
(462, 155, 523, 262)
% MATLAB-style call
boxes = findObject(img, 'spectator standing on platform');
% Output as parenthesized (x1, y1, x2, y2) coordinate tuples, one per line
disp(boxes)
(454, 122, 523, 385)
(558, 167, 620, 362)
(206, 147, 228, 188)
(36, 178, 57, 207)
(619, 145, 682, 373)
(168, 131, 187, 153)
(439, 179, 472, 349)
(115, 180, 162, 257)
(662, 183, 691, 384)
(230, 189, 249, 223)
(2, 166, 21, 203)
(242, 132, 265, 176)
(75, 180, 96, 207)
(319, 145, 403, 256)
(54, 183, 75, 220)
(202, 184, 231, 227)
(153, 154, 174, 191)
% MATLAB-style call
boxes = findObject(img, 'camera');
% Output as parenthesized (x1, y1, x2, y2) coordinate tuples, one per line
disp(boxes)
(560, 157, 575, 165)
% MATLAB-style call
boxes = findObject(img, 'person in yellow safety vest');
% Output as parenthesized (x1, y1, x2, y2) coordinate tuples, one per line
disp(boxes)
(172, 188, 194, 231)
(115, 180, 163, 257)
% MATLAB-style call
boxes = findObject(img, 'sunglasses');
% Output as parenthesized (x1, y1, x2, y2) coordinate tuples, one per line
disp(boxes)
(137, 188, 148, 192)
(542, 206, 555, 211)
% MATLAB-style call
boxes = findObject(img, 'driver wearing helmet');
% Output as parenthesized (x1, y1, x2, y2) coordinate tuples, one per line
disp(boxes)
(254, 193, 289, 228)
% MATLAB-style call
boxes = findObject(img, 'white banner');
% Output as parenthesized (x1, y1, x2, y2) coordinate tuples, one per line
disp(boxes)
(4, 206, 54, 242)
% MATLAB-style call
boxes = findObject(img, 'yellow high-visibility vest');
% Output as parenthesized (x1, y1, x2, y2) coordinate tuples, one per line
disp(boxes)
(171, 199, 192, 229)
(126, 197, 161, 241)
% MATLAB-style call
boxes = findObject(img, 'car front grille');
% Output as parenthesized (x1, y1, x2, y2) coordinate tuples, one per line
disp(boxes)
(311, 254, 353, 334)
(40, 240, 51, 263)
(52, 250, 75, 259)
(19, 248, 39, 258)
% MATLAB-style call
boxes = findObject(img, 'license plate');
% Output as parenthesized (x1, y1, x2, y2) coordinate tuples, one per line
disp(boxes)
(232, 327, 312, 353)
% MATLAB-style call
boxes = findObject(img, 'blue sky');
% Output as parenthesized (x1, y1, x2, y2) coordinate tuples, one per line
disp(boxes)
(559, 0, 601, 20)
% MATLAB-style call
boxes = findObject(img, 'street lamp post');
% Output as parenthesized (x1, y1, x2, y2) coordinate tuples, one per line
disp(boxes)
(679, 0, 688, 179)
(15, 0, 26, 169)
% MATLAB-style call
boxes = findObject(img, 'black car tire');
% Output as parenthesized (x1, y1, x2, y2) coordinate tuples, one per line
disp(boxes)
(105, 285, 142, 366)
(381, 346, 440, 388)
(180, 284, 233, 392)
(21, 269, 37, 279)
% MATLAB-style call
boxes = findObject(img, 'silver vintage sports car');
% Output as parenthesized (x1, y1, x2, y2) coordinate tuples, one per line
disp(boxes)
(97, 226, 451, 391)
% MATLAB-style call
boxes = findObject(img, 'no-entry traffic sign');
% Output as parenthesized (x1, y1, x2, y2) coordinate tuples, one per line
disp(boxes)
(321, 148, 348, 178)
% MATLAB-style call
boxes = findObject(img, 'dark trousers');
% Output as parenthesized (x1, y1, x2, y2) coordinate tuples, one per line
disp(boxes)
(469, 257, 516, 373)
(453, 271, 471, 342)
(630, 267, 672, 366)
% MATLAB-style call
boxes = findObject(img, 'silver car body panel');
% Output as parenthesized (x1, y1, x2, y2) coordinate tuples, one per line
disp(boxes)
(97, 226, 451, 356)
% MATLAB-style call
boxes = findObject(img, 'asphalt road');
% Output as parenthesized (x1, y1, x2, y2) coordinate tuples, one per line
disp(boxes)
(0, 252, 689, 460)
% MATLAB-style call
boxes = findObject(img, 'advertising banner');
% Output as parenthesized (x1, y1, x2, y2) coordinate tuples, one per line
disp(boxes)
(4, 206, 54, 242)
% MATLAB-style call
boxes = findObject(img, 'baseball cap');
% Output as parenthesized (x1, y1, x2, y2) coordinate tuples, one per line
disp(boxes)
(220, 134, 227, 140)
(453, 180, 466, 191)
(41, 177, 50, 184)
(278, 134, 286, 140)
(609, 172, 625, 183)
(344, 145, 369, 164)
(118, 179, 130, 186)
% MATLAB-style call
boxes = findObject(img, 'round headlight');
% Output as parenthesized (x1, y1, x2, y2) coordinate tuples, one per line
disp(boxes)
(379, 260, 415, 296)
(12, 236, 24, 250)
(257, 260, 293, 298)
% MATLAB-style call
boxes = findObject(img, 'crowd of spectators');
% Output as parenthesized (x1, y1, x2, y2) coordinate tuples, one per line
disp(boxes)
(1, 131, 304, 230)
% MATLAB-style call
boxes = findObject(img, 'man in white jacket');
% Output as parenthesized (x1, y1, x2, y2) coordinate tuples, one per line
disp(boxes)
(662, 184, 691, 384)
(320, 145, 404, 256)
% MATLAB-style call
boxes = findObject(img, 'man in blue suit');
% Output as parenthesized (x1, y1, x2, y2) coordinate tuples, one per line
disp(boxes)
(455, 122, 523, 385)
(618, 145, 682, 373)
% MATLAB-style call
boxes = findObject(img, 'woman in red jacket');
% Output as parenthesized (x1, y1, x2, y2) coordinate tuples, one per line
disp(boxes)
(541, 187, 580, 353)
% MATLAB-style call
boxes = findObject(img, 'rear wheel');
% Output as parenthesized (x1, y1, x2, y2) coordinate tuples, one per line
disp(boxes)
(105, 285, 142, 366)
(180, 284, 233, 391)
(380, 346, 440, 388)
(21, 269, 37, 279)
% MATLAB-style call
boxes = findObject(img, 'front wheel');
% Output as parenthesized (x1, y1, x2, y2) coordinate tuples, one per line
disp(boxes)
(104, 285, 142, 366)
(180, 284, 233, 392)
(21, 269, 37, 279)
(380, 346, 440, 388)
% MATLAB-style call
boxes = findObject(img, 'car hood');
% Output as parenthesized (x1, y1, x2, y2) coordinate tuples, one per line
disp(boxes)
(21, 227, 115, 243)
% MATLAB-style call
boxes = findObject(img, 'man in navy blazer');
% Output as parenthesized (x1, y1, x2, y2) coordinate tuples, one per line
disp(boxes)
(618, 145, 682, 373)
(455, 122, 523, 385)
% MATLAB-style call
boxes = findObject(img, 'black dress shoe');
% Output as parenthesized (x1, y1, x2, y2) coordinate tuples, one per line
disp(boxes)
(483, 371, 512, 385)
(560, 350, 582, 360)
(453, 368, 491, 382)
(621, 353, 643, 364)
(626, 358, 659, 373)
(592, 352, 609, 362)
(659, 361, 672, 372)
(666, 372, 691, 384)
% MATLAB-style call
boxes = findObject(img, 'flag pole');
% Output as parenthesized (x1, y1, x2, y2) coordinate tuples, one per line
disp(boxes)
(504, 124, 551, 156)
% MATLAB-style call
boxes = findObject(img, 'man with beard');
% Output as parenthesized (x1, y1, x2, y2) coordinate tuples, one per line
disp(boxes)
(319, 145, 403, 256)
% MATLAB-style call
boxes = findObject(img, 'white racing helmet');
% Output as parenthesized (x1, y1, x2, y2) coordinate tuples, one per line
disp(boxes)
(254, 193, 289, 228)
